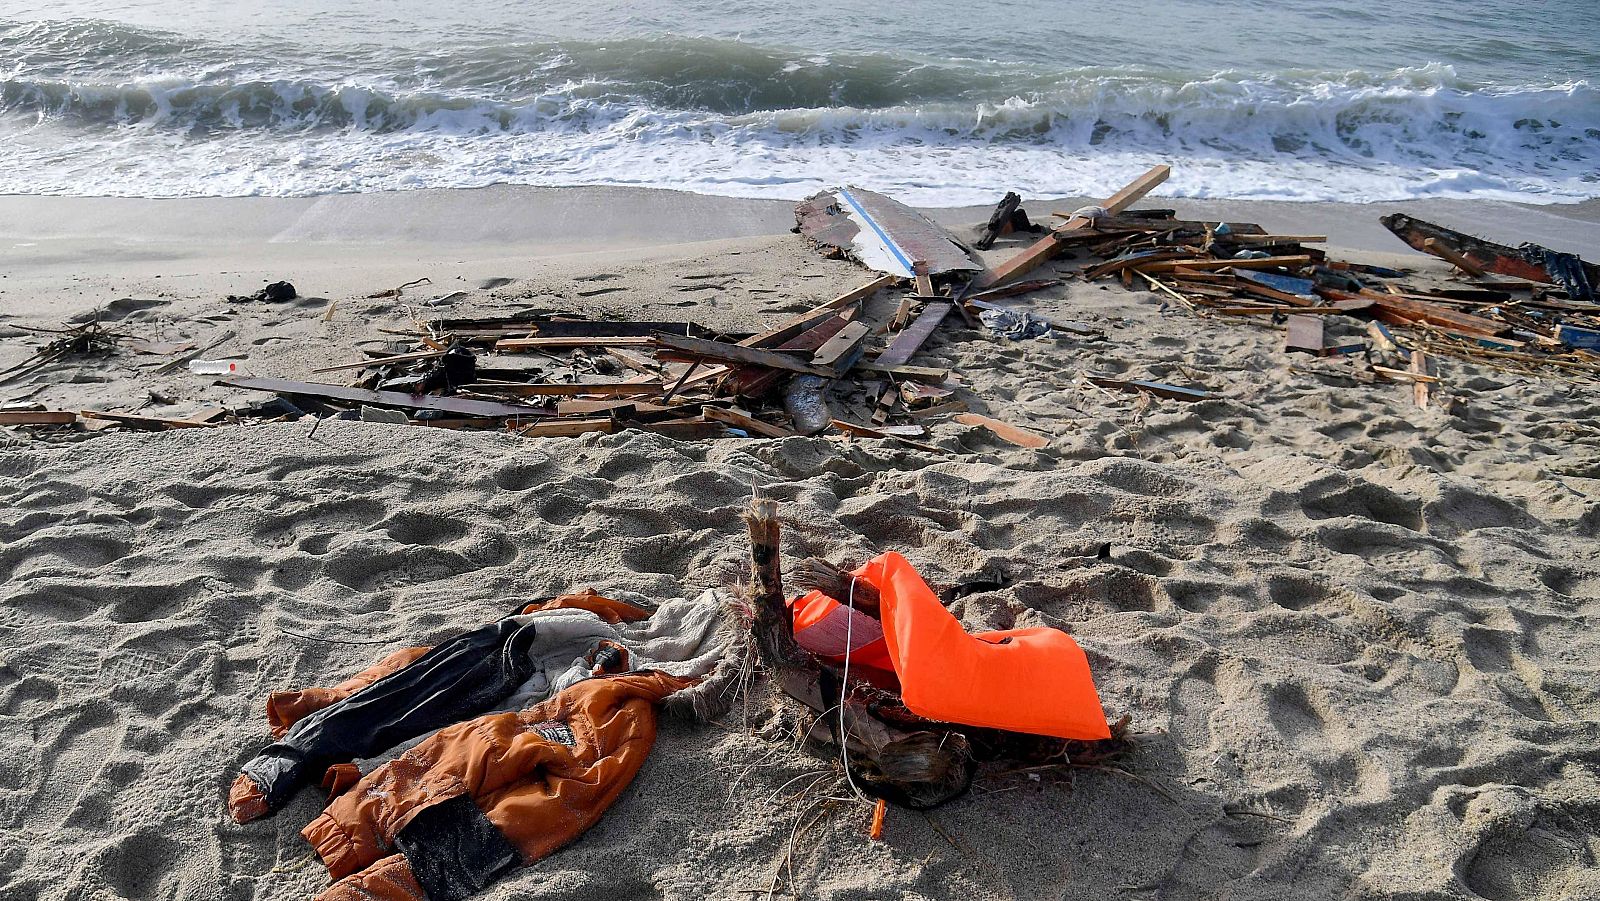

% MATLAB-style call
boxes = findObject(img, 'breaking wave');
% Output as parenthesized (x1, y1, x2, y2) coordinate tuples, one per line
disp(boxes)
(2, 21, 1597, 204)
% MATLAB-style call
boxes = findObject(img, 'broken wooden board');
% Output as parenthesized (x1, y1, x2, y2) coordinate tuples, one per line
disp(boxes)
(738, 276, 894, 349)
(619, 417, 731, 440)
(79, 410, 220, 430)
(1135, 255, 1313, 274)
(1410, 350, 1435, 408)
(1381, 213, 1596, 285)
(314, 350, 446, 373)
(795, 186, 981, 278)
(220, 377, 552, 419)
(540, 320, 713, 339)
(1422, 238, 1487, 277)
(1083, 250, 1196, 281)
(812, 321, 873, 375)
(962, 279, 1060, 304)
(463, 381, 665, 397)
(1088, 376, 1212, 402)
(519, 417, 615, 438)
(0, 410, 77, 425)
(830, 418, 945, 453)
(954, 413, 1049, 448)
(857, 361, 950, 382)
(973, 165, 1170, 289)
(1360, 293, 1507, 337)
(876, 303, 954, 368)
(495, 336, 658, 352)
(730, 313, 853, 399)
(701, 405, 796, 438)
(1284, 315, 1326, 355)
(654, 333, 837, 379)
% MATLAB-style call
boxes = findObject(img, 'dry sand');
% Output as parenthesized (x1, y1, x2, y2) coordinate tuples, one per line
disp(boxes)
(2, 187, 1599, 901)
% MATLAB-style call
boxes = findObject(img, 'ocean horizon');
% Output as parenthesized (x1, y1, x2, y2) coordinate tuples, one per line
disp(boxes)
(3, 0, 1597, 205)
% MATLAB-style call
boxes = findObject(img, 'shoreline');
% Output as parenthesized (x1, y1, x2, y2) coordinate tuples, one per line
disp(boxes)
(4, 184, 1596, 321)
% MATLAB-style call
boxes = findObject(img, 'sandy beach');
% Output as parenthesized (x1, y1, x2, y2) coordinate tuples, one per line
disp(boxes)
(3, 186, 1600, 901)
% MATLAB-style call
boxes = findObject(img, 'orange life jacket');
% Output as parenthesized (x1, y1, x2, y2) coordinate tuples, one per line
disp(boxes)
(791, 552, 1110, 741)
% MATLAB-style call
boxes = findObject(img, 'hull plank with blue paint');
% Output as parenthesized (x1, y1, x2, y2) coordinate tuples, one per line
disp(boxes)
(795, 186, 981, 279)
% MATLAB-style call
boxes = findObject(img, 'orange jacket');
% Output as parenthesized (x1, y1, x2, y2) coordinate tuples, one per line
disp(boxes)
(303, 671, 691, 900)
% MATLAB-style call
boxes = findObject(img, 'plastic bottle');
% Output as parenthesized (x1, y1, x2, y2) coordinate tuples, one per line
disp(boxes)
(187, 360, 238, 375)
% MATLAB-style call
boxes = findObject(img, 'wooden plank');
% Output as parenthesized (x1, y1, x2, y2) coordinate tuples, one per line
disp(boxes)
(654, 333, 836, 378)
(496, 336, 657, 352)
(701, 406, 796, 438)
(463, 381, 665, 397)
(1410, 350, 1434, 407)
(729, 313, 853, 398)
(856, 362, 950, 382)
(875, 303, 953, 368)
(519, 418, 615, 438)
(1284, 315, 1325, 355)
(0, 410, 76, 425)
(219, 377, 552, 419)
(539, 320, 707, 339)
(605, 348, 661, 374)
(908, 400, 968, 419)
(954, 413, 1049, 448)
(625, 418, 731, 440)
(313, 350, 443, 373)
(1227, 234, 1327, 244)
(1135, 255, 1313, 274)
(1238, 281, 1317, 307)
(811, 321, 872, 373)
(972, 164, 1170, 289)
(1422, 238, 1488, 277)
(738, 276, 893, 349)
(1087, 376, 1211, 402)
(1361, 293, 1506, 336)
(79, 410, 220, 430)
(830, 418, 944, 453)
(868, 382, 897, 425)
(963, 279, 1059, 304)
(912, 260, 935, 297)
(554, 399, 681, 417)
(185, 406, 231, 424)
(1083, 250, 1195, 281)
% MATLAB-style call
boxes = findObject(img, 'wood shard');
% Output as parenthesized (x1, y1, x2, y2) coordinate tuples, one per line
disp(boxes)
(220, 377, 551, 419)
(954, 413, 1049, 448)
(1088, 376, 1212, 402)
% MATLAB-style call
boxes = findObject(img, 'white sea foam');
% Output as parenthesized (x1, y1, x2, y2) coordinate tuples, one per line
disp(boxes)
(1, 28, 1596, 204)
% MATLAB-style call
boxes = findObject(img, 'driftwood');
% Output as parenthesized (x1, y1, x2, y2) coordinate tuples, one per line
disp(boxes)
(744, 498, 974, 807)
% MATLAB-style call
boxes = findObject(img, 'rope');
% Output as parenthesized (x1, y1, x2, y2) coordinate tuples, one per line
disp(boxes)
(837, 574, 870, 803)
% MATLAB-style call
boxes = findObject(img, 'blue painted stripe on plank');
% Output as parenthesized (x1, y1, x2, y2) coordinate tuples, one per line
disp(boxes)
(838, 187, 914, 277)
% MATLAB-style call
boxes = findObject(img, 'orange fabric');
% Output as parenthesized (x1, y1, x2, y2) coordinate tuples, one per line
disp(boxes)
(228, 772, 268, 824)
(313, 854, 425, 901)
(320, 763, 362, 798)
(266, 646, 432, 739)
(803, 552, 1110, 741)
(302, 671, 693, 898)
(517, 589, 653, 624)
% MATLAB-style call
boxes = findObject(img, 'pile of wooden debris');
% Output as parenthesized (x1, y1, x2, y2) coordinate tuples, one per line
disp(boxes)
(5, 162, 1596, 439)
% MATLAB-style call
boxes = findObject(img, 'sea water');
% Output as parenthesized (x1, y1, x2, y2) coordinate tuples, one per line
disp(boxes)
(2, 0, 1596, 204)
